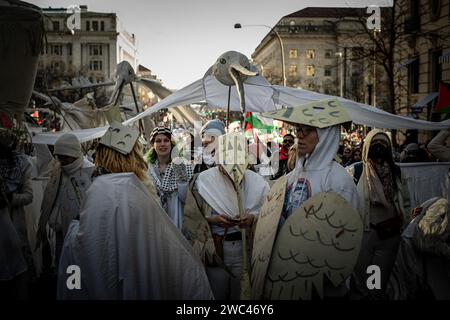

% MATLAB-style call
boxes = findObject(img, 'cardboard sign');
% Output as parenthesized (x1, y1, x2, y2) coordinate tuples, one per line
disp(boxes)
(264, 192, 363, 300)
(251, 176, 287, 299)
(100, 121, 139, 155)
(262, 99, 351, 128)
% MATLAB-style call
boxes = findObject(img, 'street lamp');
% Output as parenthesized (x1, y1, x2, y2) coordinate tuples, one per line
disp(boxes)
(335, 51, 344, 97)
(234, 23, 286, 86)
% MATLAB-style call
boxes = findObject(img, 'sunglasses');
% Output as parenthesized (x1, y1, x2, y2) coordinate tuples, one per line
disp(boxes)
(295, 125, 315, 137)
(283, 139, 294, 144)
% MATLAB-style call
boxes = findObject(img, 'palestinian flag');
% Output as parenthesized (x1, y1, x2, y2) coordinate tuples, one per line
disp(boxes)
(244, 112, 274, 133)
(435, 81, 450, 114)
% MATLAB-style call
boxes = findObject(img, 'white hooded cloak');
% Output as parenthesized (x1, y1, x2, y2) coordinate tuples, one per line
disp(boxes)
(283, 125, 359, 220)
(57, 172, 213, 300)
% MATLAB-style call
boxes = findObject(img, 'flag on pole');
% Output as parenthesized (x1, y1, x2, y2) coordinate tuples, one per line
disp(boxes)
(244, 112, 274, 132)
(435, 81, 450, 114)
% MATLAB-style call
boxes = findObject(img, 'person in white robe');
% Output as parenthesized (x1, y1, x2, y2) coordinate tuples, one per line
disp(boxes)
(36, 133, 94, 276)
(0, 128, 32, 298)
(183, 133, 270, 299)
(57, 122, 213, 299)
(280, 124, 359, 299)
(350, 129, 411, 300)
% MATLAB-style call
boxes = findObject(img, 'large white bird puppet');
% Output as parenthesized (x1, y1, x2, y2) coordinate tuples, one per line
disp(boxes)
(31, 50, 450, 146)
(109, 61, 203, 129)
(31, 91, 109, 131)
(211, 51, 258, 115)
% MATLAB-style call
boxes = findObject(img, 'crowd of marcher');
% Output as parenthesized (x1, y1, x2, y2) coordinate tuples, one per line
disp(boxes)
(1, 119, 449, 300)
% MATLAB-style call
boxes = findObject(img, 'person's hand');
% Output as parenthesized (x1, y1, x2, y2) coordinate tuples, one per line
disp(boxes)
(411, 206, 423, 219)
(206, 214, 235, 228)
(238, 212, 255, 228)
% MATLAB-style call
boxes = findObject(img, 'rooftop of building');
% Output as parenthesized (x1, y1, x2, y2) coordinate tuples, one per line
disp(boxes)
(138, 64, 152, 73)
(41, 5, 115, 16)
(283, 7, 367, 19)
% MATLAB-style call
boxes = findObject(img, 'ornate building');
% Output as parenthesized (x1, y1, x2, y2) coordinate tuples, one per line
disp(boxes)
(37, 5, 138, 88)
(395, 0, 450, 121)
(251, 7, 372, 104)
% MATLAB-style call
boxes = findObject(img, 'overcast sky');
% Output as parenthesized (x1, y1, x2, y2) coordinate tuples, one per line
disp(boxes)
(31, 0, 392, 90)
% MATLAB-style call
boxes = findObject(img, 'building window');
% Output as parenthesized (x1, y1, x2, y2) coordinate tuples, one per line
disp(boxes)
(324, 66, 332, 77)
(307, 82, 315, 90)
(86, 21, 90, 31)
(51, 44, 63, 56)
(408, 57, 419, 94)
(405, 0, 420, 31)
(289, 49, 298, 59)
(89, 44, 103, 56)
(352, 47, 364, 59)
(100, 21, 105, 31)
(430, 0, 441, 21)
(89, 60, 103, 71)
(306, 49, 315, 59)
(306, 65, 315, 77)
(92, 21, 99, 31)
(430, 49, 442, 92)
(289, 64, 297, 77)
(53, 21, 60, 31)
(325, 50, 333, 59)
(51, 61, 61, 70)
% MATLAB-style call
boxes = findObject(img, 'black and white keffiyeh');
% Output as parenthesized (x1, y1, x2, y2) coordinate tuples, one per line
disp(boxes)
(150, 127, 172, 143)
(148, 159, 193, 212)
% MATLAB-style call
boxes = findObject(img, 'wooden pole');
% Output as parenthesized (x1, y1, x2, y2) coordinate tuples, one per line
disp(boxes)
(226, 85, 231, 131)
(233, 168, 252, 300)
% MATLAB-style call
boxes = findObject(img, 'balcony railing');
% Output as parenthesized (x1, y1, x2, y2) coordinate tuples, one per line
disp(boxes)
(277, 25, 335, 34)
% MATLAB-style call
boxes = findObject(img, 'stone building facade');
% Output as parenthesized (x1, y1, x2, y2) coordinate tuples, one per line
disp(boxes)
(251, 7, 373, 104)
(37, 5, 138, 87)
(395, 0, 450, 121)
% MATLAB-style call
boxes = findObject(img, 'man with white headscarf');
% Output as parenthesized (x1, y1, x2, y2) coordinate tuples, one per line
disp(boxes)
(184, 133, 270, 299)
(36, 133, 94, 276)
(194, 119, 226, 174)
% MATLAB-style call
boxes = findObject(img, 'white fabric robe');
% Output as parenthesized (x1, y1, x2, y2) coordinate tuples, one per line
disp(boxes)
(57, 173, 213, 300)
